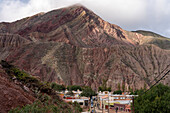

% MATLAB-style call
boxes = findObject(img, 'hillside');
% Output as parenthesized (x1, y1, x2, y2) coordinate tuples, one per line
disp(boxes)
(0, 60, 79, 112)
(0, 64, 35, 113)
(132, 30, 170, 49)
(0, 4, 169, 92)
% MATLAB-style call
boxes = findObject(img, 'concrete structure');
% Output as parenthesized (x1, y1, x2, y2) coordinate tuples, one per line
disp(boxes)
(114, 103, 131, 112)
(57, 89, 83, 98)
(72, 89, 82, 97)
(97, 92, 137, 112)
(64, 97, 89, 106)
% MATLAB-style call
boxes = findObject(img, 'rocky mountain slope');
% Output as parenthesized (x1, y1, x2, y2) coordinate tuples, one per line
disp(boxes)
(0, 61, 78, 112)
(0, 64, 35, 113)
(0, 4, 170, 91)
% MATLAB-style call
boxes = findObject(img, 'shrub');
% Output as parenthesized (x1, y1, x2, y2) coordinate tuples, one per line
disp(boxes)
(73, 101, 82, 112)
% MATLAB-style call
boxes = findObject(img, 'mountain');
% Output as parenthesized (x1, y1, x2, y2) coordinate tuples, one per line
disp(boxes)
(0, 61, 78, 112)
(132, 30, 170, 49)
(0, 64, 35, 112)
(0, 4, 169, 92)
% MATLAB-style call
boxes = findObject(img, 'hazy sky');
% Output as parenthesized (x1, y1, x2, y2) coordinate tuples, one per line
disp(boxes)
(0, 0, 170, 37)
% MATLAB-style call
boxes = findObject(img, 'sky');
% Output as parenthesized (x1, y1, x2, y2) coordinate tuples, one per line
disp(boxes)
(0, 0, 170, 38)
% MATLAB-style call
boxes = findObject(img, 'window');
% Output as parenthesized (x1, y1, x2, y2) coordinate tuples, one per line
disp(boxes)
(114, 97, 119, 99)
(120, 97, 125, 99)
(79, 102, 83, 105)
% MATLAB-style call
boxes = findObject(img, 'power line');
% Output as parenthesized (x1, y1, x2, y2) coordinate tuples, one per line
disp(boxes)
(132, 70, 170, 113)
(150, 64, 170, 85)
(142, 70, 170, 95)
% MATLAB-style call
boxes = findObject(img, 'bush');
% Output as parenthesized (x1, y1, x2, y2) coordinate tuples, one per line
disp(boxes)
(73, 101, 83, 112)
(9, 94, 72, 113)
(11, 67, 29, 80)
(9, 100, 53, 113)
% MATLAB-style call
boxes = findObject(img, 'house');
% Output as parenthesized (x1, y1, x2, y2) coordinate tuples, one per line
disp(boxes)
(64, 97, 89, 107)
(97, 92, 137, 112)
(114, 103, 131, 112)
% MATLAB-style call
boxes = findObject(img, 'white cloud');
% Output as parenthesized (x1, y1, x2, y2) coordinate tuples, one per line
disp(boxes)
(0, 0, 82, 22)
(82, 0, 147, 24)
(0, 0, 170, 37)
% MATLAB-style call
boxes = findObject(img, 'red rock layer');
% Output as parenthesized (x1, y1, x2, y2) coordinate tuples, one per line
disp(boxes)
(0, 66, 35, 113)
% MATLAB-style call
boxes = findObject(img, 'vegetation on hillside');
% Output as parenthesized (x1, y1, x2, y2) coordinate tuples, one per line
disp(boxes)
(51, 82, 66, 92)
(9, 94, 71, 113)
(133, 83, 170, 113)
(67, 85, 82, 91)
(0, 60, 82, 113)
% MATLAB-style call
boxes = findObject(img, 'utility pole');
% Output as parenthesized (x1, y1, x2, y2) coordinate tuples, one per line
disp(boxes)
(108, 93, 109, 113)
(94, 97, 95, 113)
(102, 99, 103, 113)
(132, 96, 135, 113)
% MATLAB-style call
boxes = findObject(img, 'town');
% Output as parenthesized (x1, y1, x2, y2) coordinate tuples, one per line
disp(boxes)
(52, 83, 138, 113)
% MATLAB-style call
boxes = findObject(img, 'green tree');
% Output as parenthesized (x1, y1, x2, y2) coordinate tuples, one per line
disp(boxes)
(81, 87, 96, 97)
(98, 79, 112, 92)
(98, 86, 112, 92)
(98, 86, 103, 92)
(67, 85, 82, 91)
(117, 83, 120, 90)
(122, 84, 125, 92)
(113, 90, 122, 94)
(107, 87, 112, 92)
(133, 83, 170, 113)
(51, 83, 65, 92)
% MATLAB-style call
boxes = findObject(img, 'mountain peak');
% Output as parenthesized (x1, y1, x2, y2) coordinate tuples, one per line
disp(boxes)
(0, 5, 169, 49)
(68, 3, 85, 8)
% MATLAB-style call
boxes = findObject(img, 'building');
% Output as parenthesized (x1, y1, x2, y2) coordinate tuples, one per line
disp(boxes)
(97, 91, 137, 112)
(64, 97, 89, 107)
(114, 103, 131, 112)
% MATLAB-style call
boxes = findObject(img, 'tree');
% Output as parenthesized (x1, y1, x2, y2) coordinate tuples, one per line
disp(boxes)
(51, 83, 65, 92)
(81, 87, 96, 97)
(130, 89, 145, 95)
(113, 90, 122, 95)
(98, 86, 112, 92)
(122, 84, 125, 92)
(98, 79, 112, 92)
(117, 83, 120, 90)
(133, 83, 170, 113)
(107, 87, 112, 92)
(67, 85, 82, 91)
